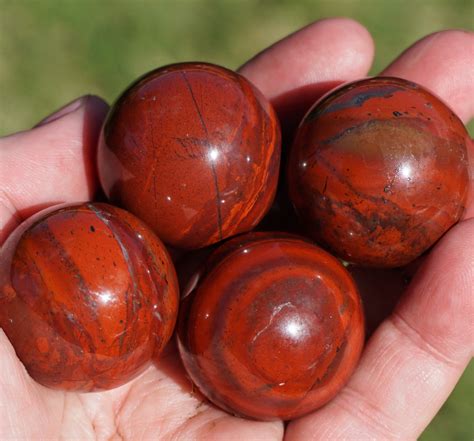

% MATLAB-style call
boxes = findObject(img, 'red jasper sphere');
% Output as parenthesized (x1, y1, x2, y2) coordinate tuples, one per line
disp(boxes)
(0, 203, 179, 391)
(288, 77, 470, 267)
(177, 233, 364, 421)
(98, 62, 281, 250)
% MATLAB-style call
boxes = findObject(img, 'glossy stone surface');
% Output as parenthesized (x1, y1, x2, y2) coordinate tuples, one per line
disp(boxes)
(177, 233, 364, 421)
(288, 77, 470, 267)
(0, 203, 179, 391)
(98, 62, 281, 249)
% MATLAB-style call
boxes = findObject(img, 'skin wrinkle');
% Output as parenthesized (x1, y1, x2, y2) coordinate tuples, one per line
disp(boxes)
(378, 338, 461, 437)
(391, 312, 465, 369)
(335, 385, 401, 440)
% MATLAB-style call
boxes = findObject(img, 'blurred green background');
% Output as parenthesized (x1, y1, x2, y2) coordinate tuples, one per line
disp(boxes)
(0, 0, 472, 439)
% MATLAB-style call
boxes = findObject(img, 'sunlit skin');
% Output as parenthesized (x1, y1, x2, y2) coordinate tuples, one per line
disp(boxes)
(0, 19, 472, 440)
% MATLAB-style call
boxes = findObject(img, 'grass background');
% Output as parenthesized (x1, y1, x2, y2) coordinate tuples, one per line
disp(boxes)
(0, 0, 473, 439)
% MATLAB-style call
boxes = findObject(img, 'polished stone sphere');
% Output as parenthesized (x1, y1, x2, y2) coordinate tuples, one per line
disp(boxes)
(0, 202, 179, 391)
(98, 62, 281, 250)
(177, 233, 364, 420)
(288, 77, 470, 267)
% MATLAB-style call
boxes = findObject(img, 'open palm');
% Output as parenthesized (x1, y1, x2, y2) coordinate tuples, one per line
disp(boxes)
(0, 19, 472, 440)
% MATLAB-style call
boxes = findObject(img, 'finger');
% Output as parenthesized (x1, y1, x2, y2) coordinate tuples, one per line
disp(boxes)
(239, 17, 374, 100)
(287, 219, 473, 440)
(239, 18, 374, 136)
(380, 30, 474, 220)
(381, 30, 474, 124)
(0, 95, 108, 245)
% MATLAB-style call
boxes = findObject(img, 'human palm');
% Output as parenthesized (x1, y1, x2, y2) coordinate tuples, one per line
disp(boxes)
(0, 19, 472, 440)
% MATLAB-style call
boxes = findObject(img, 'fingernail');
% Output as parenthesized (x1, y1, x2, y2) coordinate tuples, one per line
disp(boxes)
(34, 96, 89, 128)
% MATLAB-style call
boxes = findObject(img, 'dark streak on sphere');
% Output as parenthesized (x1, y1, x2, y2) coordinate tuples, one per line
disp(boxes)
(98, 62, 281, 250)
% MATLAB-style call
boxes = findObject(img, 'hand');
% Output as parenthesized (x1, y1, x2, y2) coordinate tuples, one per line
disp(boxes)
(0, 18, 472, 440)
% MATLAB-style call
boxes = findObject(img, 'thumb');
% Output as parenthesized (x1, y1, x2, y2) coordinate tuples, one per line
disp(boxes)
(0, 95, 109, 244)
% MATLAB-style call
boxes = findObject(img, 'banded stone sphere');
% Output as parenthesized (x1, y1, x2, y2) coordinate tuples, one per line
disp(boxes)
(177, 233, 364, 420)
